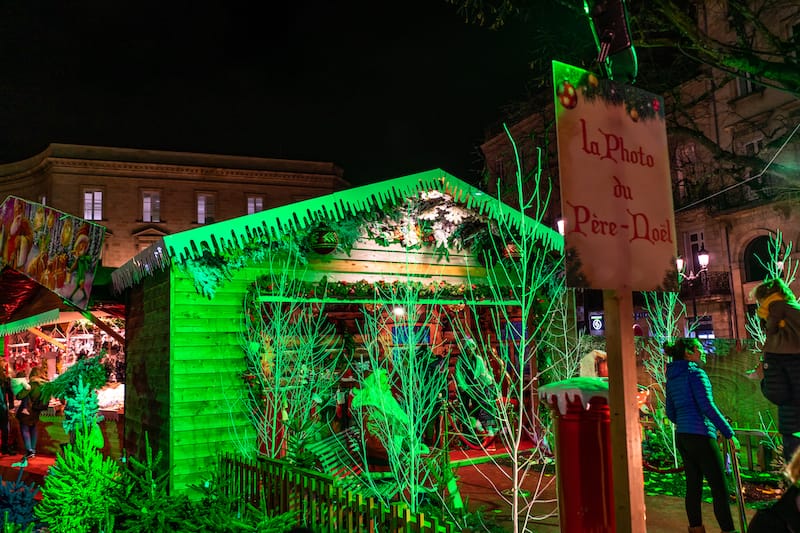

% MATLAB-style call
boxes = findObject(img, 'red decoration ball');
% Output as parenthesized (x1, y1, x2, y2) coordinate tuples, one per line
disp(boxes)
(557, 81, 578, 109)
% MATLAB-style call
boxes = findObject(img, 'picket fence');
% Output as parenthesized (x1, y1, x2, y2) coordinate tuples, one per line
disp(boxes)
(219, 454, 456, 533)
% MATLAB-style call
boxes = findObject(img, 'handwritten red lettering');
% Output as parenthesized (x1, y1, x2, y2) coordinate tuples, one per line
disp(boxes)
(580, 118, 655, 168)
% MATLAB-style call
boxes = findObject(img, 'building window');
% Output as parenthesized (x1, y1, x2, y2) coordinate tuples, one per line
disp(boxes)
(742, 137, 764, 156)
(142, 190, 161, 223)
(736, 73, 756, 97)
(83, 189, 103, 221)
(684, 231, 705, 273)
(196, 192, 216, 224)
(743, 235, 771, 282)
(247, 195, 264, 214)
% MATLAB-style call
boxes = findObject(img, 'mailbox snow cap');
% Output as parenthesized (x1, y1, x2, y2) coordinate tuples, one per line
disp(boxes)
(539, 376, 609, 415)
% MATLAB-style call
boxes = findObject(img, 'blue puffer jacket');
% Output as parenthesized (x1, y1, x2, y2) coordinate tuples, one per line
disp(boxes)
(665, 360, 734, 439)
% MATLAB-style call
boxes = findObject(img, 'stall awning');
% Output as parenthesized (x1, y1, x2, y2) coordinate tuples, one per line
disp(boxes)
(0, 309, 61, 336)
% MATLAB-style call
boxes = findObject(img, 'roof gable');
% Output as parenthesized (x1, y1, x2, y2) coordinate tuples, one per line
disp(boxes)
(112, 169, 563, 292)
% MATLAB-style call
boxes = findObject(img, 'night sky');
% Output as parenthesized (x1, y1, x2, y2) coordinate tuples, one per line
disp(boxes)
(0, 0, 544, 185)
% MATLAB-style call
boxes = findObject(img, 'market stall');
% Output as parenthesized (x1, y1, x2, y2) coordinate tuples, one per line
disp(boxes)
(112, 169, 562, 493)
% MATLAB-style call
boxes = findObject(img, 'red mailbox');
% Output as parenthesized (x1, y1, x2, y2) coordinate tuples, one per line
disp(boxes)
(539, 377, 614, 533)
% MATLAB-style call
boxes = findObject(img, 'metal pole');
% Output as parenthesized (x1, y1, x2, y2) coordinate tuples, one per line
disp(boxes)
(727, 438, 748, 532)
(691, 280, 698, 337)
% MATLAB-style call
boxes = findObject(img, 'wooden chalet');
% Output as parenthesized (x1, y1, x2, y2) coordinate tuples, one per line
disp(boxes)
(111, 169, 563, 493)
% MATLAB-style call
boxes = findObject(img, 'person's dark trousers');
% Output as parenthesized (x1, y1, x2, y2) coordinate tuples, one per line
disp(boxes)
(0, 413, 8, 453)
(676, 432, 736, 531)
(783, 432, 800, 462)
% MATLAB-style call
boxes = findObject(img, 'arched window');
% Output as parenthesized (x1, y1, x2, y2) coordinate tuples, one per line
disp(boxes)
(743, 235, 772, 282)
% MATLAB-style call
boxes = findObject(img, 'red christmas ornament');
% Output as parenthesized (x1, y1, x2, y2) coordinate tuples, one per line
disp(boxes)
(557, 80, 578, 109)
(652, 98, 660, 112)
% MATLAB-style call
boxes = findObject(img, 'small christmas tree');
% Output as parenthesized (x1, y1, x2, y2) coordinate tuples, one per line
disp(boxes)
(35, 377, 120, 532)
(114, 434, 193, 532)
(0, 468, 40, 530)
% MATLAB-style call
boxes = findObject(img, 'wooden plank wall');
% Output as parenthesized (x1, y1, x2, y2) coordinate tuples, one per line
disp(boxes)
(300, 241, 486, 285)
(169, 264, 261, 493)
(124, 268, 171, 466)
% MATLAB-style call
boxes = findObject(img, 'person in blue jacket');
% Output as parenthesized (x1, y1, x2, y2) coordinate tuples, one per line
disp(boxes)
(665, 337, 740, 533)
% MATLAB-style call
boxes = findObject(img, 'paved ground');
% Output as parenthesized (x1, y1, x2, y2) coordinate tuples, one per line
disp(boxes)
(2, 450, 760, 531)
(456, 461, 757, 532)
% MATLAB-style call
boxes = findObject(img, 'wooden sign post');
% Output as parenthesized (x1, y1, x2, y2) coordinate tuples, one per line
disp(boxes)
(553, 60, 678, 533)
(604, 289, 644, 532)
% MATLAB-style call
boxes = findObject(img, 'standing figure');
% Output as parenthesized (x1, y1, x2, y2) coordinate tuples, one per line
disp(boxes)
(0, 362, 14, 454)
(16, 365, 49, 459)
(665, 338, 740, 533)
(748, 445, 800, 531)
(753, 277, 800, 462)
(455, 338, 495, 434)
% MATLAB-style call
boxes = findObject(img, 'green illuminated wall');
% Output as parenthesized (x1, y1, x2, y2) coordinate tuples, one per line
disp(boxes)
(125, 265, 257, 493)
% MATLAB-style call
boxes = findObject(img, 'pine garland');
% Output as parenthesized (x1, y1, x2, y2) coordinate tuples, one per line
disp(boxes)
(41, 355, 108, 401)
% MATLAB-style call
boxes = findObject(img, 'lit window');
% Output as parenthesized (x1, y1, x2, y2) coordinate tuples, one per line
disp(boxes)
(197, 193, 216, 224)
(83, 190, 103, 220)
(142, 190, 161, 223)
(247, 196, 264, 214)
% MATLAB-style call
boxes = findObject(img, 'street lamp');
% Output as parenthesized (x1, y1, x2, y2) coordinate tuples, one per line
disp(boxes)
(676, 246, 710, 335)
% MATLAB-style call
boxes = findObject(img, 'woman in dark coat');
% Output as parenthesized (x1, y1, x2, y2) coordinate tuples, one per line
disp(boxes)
(753, 278, 800, 462)
(749, 446, 800, 532)
(16, 365, 49, 459)
(0, 363, 14, 454)
(665, 337, 740, 533)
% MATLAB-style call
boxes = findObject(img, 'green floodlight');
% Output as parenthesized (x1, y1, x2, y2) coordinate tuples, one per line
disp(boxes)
(584, 0, 638, 83)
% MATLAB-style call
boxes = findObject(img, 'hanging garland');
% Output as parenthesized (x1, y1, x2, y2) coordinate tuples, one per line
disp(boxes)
(248, 276, 505, 302)
(557, 71, 666, 123)
(181, 190, 500, 298)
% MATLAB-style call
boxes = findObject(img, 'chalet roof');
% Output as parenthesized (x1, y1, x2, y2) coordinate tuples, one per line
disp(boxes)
(112, 169, 563, 292)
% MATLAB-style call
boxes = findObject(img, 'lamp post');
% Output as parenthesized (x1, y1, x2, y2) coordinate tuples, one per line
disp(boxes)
(677, 246, 710, 336)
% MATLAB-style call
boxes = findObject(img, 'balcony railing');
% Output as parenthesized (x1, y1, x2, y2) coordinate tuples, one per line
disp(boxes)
(673, 174, 788, 213)
(678, 271, 730, 298)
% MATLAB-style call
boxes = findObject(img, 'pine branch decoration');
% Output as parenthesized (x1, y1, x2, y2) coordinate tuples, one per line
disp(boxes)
(0, 468, 39, 530)
(114, 434, 192, 533)
(35, 432, 121, 533)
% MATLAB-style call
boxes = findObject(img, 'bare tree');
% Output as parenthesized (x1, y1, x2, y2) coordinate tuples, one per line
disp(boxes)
(745, 229, 797, 345)
(446, 0, 799, 95)
(346, 282, 451, 515)
(238, 251, 342, 460)
(539, 284, 605, 382)
(447, 127, 563, 533)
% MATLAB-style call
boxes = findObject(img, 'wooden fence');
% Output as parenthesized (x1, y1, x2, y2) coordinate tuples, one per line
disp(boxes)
(219, 454, 456, 533)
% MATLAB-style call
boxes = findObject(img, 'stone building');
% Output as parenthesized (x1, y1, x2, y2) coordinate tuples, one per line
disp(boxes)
(479, 3, 800, 342)
(0, 144, 348, 267)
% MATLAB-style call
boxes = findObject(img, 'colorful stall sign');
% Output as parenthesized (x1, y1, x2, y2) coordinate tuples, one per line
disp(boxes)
(0, 196, 105, 309)
(553, 61, 678, 292)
